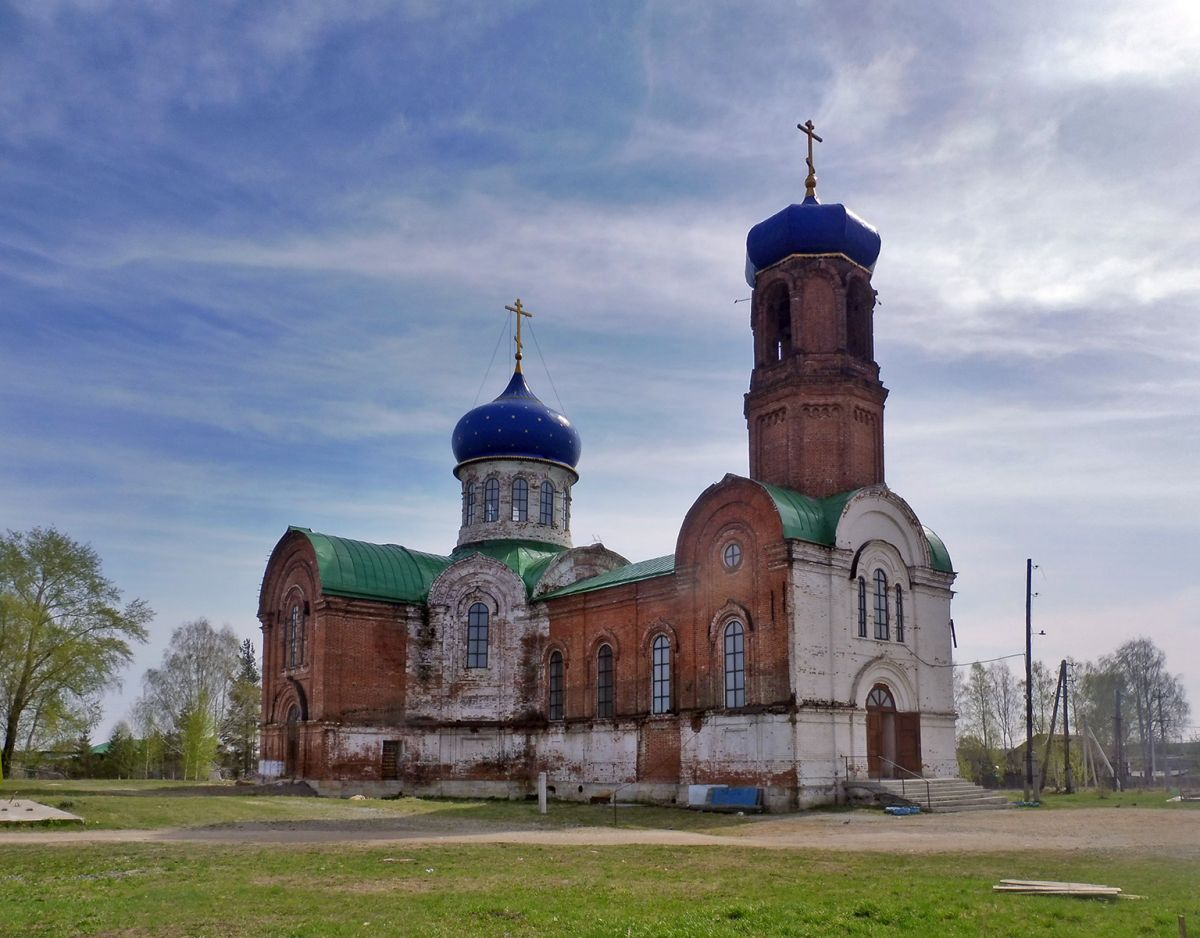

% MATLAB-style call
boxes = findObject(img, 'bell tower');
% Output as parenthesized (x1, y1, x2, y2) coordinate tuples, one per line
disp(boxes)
(743, 122, 887, 498)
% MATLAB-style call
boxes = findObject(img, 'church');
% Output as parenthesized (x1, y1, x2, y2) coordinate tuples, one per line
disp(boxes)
(257, 132, 959, 810)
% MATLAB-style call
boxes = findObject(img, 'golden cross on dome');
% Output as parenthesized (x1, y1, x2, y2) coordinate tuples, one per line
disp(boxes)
(505, 298, 534, 373)
(797, 119, 823, 199)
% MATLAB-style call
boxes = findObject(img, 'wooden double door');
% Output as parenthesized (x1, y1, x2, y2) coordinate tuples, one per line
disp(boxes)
(866, 684, 921, 779)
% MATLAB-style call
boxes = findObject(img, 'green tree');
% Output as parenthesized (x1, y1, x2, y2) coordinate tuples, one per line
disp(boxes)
(138, 619, 240, 781)
(179, 691, 219, 781)
(69, 731, 95, 779)
(107, 721, 138, 779)
(222, 639, 261, 778)
(130, 696, 166, 778)
(0, 528, 151, 778)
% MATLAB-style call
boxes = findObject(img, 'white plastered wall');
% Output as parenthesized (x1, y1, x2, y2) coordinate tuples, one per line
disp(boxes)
(788, 486, 958, 781)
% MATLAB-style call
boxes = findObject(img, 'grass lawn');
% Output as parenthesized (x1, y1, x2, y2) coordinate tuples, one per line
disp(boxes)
(2, 840, 1195, 937)
(1031, 787, 1200, 810)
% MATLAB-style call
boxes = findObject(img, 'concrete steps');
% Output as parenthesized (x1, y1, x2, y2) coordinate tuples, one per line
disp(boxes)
(860, 777, 1011, 812)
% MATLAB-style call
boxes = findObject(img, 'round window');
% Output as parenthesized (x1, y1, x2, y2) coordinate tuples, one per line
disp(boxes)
(722, 542, 743, 570)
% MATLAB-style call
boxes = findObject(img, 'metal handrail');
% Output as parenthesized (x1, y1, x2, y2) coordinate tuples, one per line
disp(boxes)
(875, 756, 931, 811)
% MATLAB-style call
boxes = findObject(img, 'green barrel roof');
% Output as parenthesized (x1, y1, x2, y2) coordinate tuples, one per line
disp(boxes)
(290, 527, 451, 604)
(755, 483, 953, 573)
(545, 554, 676, 599)
(922, 526, 953, 573)
(291, 529, 572, 603)
(450, 539, 567, 595)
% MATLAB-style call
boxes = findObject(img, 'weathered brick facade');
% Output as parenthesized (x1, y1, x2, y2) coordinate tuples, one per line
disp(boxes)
(258, 187, 960, 810)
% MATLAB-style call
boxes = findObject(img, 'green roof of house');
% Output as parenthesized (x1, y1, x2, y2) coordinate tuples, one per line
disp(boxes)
(290, 529, 570, 603)
(544, 554, 676, 599)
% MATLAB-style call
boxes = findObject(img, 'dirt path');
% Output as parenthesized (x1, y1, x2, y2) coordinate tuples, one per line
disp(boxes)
(5, 808, 1199, 859)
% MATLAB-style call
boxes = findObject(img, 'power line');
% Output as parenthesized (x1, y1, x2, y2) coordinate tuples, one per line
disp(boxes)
(472, 312, 511, 406)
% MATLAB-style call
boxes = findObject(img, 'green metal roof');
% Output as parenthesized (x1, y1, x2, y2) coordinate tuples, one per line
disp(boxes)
(291, 529, 573, 603)
(922, 526, 953, 574)
(545, 554, 676, 599)
(290, 527, 451, 604)
(450, 539, 567, 595)
(753, 483, 953, 573)
(756, 482, 854, 543)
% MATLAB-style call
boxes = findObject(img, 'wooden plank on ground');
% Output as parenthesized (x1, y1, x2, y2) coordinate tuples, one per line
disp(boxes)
(993, 879, 1121, 898)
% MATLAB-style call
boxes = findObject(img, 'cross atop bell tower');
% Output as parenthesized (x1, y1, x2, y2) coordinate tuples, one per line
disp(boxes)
(797, 119, 823, 199)
(741, 124, 888, 498)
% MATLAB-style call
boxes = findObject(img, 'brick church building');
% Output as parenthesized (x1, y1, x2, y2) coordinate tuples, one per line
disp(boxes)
(257, 146, 959, 809)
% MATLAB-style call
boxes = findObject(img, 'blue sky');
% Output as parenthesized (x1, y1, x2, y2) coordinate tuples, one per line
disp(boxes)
(2, 0, 1198, 739)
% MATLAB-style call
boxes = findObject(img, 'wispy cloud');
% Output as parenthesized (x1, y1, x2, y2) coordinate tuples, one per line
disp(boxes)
(2, 0, 1198, 732)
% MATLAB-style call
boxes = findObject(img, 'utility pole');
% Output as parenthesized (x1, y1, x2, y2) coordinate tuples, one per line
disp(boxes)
(1114, 687, 1124, 791)
(1157, 689, 1168, 788)
(1024, 558, 1035, 802)
(1061, 659, 1074, 793)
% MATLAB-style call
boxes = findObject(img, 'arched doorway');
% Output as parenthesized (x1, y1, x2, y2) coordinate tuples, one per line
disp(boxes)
(285, 705, 301, 777)
(866, 682, 922, 779)
(866, 684, 897, 778)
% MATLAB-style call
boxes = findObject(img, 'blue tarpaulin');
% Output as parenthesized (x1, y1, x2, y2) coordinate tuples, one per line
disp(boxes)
(707, 787, 763, 811)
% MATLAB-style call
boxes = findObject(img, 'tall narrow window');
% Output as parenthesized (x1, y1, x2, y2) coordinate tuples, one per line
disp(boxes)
(484, 478, 499, 522)
(548, 650, 564, 720)
(467, 602, 489, 668)
(511, 478, 528, 521)
(596, 644, 614, 718)
(895, 585, 905, 642)
(298, 604, 306, 665)
(651, 635, 671, 714)
(539, 482, 555, 526)
(464, 484, 477, 525)
(857, 577, 868, 638)
(287, 603, 305, 668)
(724, 621, 746, 708)
(564, 487, 571, 530)
(874, 569, 889, 640)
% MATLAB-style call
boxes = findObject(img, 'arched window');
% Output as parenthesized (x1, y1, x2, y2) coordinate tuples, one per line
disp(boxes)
(895, 585, 905, 643)
(857, 577, 868, 638)
(464, 483, 477, 526)
(874, 569, 889, 640)
(564, 487, 571, 530)
(484, 478, 500, 522)
(511, 478, 528, 522)
(763, 283, 791, 364)
(723, 621, 746, 708)
(539, 482, 555, 526)
(596, 644, 614, 718)
(651, 635, 671, 715)
(866, 684, 895, 710)
(467, 602, 489, 668)
(548, 650, 564, 720)
(287, 602, 306, 668)
(847, 279, 874, 361)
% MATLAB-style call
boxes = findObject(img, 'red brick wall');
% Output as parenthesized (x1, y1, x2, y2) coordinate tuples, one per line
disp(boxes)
(745, 256, 888, 497)
(544, 475, 792, 720)
(258, 532, 411, 739)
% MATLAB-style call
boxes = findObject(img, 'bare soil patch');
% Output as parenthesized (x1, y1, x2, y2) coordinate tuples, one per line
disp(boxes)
(6, 805, 1198, 859)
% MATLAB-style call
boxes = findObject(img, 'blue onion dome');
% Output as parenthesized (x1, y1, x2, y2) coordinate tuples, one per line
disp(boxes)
(452, 369, 582, 473)
(745, 194, 881, 286)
